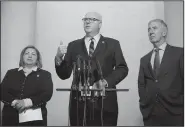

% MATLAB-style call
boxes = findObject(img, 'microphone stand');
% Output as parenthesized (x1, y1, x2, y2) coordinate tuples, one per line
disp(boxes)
(56, 56, 129, 126)
(95, 58, 104, 126)
(96, 59, 106, 97)
(71, 63, 77, 90)
(87, 59, 96, 120)
(82, 60, 87, 126)
(71, 62, 80, 126)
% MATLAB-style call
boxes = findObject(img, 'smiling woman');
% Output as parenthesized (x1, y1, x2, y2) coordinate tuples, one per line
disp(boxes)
(1, 45, 54, 126)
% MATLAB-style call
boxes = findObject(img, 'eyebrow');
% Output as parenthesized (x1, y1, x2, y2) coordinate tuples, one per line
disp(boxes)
(25, 51, 36, 53)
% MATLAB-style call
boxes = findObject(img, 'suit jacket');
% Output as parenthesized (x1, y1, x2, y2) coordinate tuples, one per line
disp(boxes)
(138, 44, 184, 119)
(55, 35, 128, 113)
(1, 68, 53, 125)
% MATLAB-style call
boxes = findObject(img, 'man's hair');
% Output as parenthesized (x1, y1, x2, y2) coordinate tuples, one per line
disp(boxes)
(19, 45, 42, 68)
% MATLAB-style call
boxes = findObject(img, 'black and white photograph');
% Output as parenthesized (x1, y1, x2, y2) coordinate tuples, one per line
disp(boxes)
(1, 1, 184, 126)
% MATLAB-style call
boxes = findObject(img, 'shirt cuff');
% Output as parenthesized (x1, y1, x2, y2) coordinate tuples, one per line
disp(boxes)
(23, 98, 33, 108)
(11, 100, 18, 107)
(103, 79, 108, 87)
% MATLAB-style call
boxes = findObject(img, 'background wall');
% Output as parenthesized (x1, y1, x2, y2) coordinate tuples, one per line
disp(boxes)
(164, 1, 183, 47)
(1, 1, 183, 126)
(1, 1, 37, 76)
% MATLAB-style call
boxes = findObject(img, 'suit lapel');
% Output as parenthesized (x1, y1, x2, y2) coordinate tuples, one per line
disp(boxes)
(81, 37, 89, 58)
(158, 44, 171, 77)
(92, 35, 106, 57)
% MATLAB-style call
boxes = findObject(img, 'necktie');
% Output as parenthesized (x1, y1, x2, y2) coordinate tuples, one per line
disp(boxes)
(89, 38, 94, 57)
(153, 48, 160, 76)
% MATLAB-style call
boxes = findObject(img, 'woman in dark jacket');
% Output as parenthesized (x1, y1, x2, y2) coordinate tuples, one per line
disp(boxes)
(1, 45, 53, 126)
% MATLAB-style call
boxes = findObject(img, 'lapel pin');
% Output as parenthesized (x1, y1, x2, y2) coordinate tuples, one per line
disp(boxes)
(102, 41, 105, 44)
(37, 75, 39, 77)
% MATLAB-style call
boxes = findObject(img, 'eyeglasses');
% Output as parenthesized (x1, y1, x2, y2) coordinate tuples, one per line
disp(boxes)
(82, 18, 100, 23)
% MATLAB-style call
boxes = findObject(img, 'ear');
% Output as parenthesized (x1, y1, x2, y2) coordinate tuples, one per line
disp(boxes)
(99, 22, 102, 29)
(162, 31, 167, 37)
(162, 27, 167, 37)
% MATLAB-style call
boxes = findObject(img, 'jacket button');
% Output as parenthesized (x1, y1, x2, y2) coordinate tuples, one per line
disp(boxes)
(155, 80, 158, 83)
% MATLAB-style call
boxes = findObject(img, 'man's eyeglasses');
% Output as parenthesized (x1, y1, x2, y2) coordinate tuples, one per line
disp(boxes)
(82, 18, 100, 23)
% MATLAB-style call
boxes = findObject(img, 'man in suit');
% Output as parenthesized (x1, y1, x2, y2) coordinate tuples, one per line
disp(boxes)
(138, 19, 184, 126)
(55, 12, 128, 126)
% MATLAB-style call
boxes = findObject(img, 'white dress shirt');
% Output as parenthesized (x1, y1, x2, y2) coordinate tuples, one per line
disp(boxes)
(84, 33, 101, 54)
(150, 42, 167, 69)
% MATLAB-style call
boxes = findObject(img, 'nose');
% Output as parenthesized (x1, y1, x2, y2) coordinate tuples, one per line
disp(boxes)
(85, 21, 91, 24)
(149, 32, 153, 35)
(28, 53, 32, 58)
(149, 30, 154, 35)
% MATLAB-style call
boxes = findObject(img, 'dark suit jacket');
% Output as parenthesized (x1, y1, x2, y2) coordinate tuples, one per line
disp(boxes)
(55, 35, 128, 113)
(138, 44, 184, 119)
(1, 68, 53, 125)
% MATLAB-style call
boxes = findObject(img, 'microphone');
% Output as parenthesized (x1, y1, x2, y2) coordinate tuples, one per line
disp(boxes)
(77, 55, 81, 72)
(95, 58, 106, 97)
(96, 58, 103, 80)
(73, 62, 76, 75)
(83, 59, 86, 72)
(72, 62, 77, 90)
(76, 55, 82, 92)
(87, 59, 92, 85)
(83, 59, 91, 97)
(88, 59, 92, 72)
(83, 59, 87, 86)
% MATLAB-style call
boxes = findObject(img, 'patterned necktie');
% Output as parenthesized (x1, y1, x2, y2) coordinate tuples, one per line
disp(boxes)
(89, 38, 94, 57)
(154, 48, 160, 76)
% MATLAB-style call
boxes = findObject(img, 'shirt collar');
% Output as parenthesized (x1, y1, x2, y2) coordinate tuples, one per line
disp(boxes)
(93, 33, 101, 43)
(85, 33, 101, 43)
(153, 42, 167, 51)
(18, 66, 38, 72)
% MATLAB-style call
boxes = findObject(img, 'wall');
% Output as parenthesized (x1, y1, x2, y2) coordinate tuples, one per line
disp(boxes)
(164, 1, 183, 47)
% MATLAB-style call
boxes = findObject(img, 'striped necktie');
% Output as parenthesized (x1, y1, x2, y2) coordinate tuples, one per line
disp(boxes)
(89, 38, 94, 57)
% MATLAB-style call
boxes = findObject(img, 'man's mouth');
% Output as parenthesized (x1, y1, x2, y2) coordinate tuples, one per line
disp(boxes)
(150, 35, 156, 39)
(150, 34, 155, 37)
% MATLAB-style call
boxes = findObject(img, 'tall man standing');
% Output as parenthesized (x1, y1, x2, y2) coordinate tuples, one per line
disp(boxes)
(138, 19, 184, 126)
(55, 12, 128, 126)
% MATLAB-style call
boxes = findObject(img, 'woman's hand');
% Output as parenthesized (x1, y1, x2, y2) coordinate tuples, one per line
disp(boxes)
(14, 100, 26, 113)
